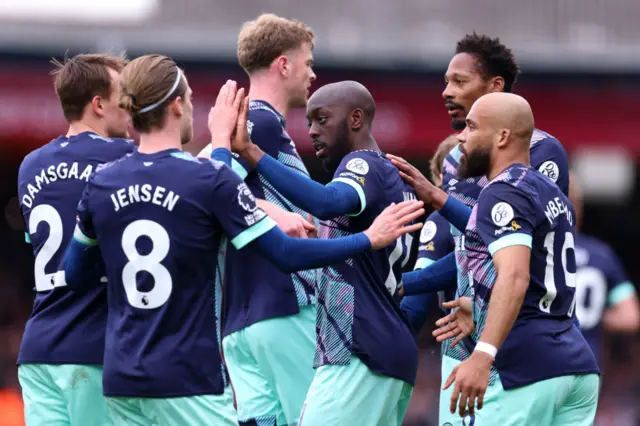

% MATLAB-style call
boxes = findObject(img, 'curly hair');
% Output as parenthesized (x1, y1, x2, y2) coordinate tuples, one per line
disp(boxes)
(455, 33, 521, 92)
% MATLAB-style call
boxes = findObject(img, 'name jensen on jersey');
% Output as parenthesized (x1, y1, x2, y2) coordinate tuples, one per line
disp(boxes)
(544, 196, 573, 226)
(110, 185, 180, 212)
(22, 162, 94, 208)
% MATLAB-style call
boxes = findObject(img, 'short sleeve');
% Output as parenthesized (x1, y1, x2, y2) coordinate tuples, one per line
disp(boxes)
(330, 153, 381, 217)
(415, 211, 454, 269)
(476, 183, 536, 256)
(73, 182, 98, 246)
(603, 246, 637, 306)
(209, 164, 276, 250)
(530, 137, 569, 196)
(233, 109, 283, 178)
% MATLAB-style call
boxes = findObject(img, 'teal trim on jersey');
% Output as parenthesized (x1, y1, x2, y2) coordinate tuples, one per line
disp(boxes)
(609, 281, 636, 306)
(73, 226, 97, 246)
(231, 158, 249, 180)
(25, 232, 31, 243)
(488, 233, 532, 256)
(413, 257, 436, 271)
(450, 144, 463, 162)
(331, 177, 366, 216)
(231, 217, 276, 250)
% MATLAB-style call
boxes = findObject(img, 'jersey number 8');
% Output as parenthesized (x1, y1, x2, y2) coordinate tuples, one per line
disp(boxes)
(122, 220, 172, 309)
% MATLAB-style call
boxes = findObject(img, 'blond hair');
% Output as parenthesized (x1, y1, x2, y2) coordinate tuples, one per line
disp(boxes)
(430, 134, 459, 187)
(119, 54, 187, 133)
(238, 13, 314, 73)
(51, 53, 127, 122)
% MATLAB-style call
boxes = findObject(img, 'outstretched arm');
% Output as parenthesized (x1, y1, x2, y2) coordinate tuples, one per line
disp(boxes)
(401, 252, 458, 295)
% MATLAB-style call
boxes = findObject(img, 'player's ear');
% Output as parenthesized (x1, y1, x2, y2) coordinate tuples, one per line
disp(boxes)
(91, 96, 105, 118)
(351, 109, 364, 131)
(274, 55, 289, 78)
(489, 76, 505, 93)
(496, 128, 510, 148)
(170, 96, 184, 117)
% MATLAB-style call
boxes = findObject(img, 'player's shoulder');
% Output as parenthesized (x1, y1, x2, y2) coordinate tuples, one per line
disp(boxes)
(422, 211, 450, 241)
(247, 101, 283, 133)
(338, 150, 387, 176)
(530, 128, 568, 178)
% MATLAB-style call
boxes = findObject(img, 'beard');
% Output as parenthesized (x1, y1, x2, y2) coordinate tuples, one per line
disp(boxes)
(321, 119, 351, 173)
(106, 125, 129, 139)
(180, 120, 193, 145)
(458, 146, 491, 179)
(451, 118, 466, 131)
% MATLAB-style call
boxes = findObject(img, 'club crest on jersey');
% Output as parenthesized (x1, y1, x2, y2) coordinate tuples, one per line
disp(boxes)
(420, 221, 438, 243)
(346, 158, 369, 175)
(237, 183, 257, 212)
(491, 202, 514, 227)
(538, 160, 559, 182)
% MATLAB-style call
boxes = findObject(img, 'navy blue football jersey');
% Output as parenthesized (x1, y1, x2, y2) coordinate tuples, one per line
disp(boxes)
(316, 150, 419, 386)
(17, 132, 134, 365)
(574, 233, 636, 364)
(468, 164, 599, 389)
(222, 100, 317, 336)
(414, 211, 455, 310)
(439, 128, 570, 365)
(75, 149, 276, 397)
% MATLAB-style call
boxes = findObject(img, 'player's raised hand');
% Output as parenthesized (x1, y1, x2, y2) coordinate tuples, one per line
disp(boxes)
(232, 96, 254, 154)
(386, 154, 447, 209)
(208, 80, 245, 150)
(433, 297, 475, 347)
(364, 200, 424, 249)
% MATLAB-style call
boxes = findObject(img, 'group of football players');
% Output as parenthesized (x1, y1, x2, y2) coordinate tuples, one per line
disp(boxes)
(16, 12, 639, 426)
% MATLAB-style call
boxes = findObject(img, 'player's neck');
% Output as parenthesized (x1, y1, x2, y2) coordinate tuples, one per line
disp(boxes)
(488, 153, 530, 181)
(248, 77, 290, 118)
(66, 121, 107, 139)
(353, 134, 379, 153)
(137, 130, 182, 154)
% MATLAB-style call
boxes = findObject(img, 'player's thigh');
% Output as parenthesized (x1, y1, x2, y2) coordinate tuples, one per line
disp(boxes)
(223, 329, 284, 425)
(18, 364, 70, 426)
(245, 305, 317, 424)
(104, 397, 150, 426)
(553, 374, 600, 426)
(490, 376, 560, 426)
(300, 358, 411, 426)
(52, 364, 113, 426)
(143, 391, 237, 426)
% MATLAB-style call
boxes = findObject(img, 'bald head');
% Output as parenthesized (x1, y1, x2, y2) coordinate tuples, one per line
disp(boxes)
(471, 92, 534, 149)
(308, 80, 376, 126)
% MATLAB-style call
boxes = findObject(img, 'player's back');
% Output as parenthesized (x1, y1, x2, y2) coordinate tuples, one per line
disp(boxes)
(473, 164, 598, 389)
(574, 233, 631, 363)
(83, 149, 233, 397)
(316, 150, 419, 385)
(17, 131, 134, 365)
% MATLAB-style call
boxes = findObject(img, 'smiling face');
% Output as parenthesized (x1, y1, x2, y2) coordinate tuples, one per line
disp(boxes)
(306, 99, 353, 172)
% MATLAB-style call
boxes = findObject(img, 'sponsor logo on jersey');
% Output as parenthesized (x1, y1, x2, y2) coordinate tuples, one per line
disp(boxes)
(345, 158, 369, 175)
(491, 202, 514, 227)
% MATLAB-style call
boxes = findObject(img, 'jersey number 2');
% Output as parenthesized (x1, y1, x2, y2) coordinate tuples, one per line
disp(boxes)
(122, 220, 172, 309)
(28, 204, 67, 292)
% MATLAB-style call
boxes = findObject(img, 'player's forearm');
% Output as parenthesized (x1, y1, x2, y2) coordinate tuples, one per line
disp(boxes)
(604, 296, 640, 333)
(246, 152, 359, 219)
(478, 271, 529, 350)
(251, 226, 371, 273)
(402, 252, 458, 295)
(210, 147, 232, 167)
(61, 238, 106, 292)
(438, 196, 472, 233)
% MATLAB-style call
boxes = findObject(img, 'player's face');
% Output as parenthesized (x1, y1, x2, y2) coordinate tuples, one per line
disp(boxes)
(443, 53, 492, 131)
(104, 68, 131, 139)
(179, 83, 194, 145)
(307, 104, 352, 172)
(285, 42, 316, 109)
(456, 105, 494, 179)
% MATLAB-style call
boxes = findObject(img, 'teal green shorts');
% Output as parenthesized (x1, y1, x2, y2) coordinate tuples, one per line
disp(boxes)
(223, 304, 316, 425)
(299, 357, 413, 426)
(18, 363, 112, 426)
(105, 385, 236, 426)
(439, 355, 600, 426)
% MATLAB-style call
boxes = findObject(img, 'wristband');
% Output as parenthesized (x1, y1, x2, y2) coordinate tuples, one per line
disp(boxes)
(474, 342, 497, 358)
